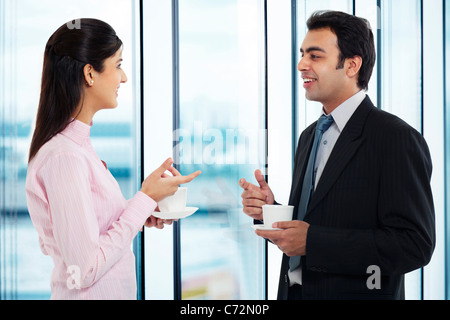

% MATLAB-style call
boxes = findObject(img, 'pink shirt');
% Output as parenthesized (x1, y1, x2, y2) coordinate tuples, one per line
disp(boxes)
(26, 120, 157, 299)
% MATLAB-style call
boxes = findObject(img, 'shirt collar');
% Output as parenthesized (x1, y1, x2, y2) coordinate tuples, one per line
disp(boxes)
(61, 119, 92, 145)
(324, 90, 366, 133)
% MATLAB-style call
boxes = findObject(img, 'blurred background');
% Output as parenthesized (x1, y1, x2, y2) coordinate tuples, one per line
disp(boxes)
(0, 0, 448, 300)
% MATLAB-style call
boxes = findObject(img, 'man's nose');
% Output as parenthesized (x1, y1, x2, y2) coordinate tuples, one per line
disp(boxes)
(297, 57, 309, 72)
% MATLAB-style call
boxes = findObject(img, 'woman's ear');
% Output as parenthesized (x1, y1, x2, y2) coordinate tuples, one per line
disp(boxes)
(83, 64, 95, 87)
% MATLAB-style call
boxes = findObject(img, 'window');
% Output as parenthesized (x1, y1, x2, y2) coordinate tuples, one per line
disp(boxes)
(379, 0, 422, 130)
(0, 0, 140, 299)
(176, 0, 266, 300)
(142, 0, 267, 300)
(379, 0, 423, 299)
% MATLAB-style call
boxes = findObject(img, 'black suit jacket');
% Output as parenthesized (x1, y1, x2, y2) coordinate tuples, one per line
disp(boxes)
(277, 96, 435, 300)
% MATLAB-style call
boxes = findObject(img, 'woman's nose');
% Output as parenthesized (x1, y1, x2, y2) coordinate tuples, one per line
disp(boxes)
(121, 70, 128, 83)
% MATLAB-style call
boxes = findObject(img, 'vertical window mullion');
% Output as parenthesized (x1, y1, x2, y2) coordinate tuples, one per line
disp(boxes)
(134, 0, 145, 301)
(423, 0, 446, 300)
(172, 0, 182, 301)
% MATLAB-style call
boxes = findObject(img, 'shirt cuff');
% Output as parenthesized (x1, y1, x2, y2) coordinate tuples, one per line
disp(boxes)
(122, 191, 158, 227)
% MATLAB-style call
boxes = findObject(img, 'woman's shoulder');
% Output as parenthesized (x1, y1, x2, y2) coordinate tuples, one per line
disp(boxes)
(29, 133, 86, 171)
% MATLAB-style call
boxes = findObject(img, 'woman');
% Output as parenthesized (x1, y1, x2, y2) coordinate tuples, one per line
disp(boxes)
(25, 19, 200, 299)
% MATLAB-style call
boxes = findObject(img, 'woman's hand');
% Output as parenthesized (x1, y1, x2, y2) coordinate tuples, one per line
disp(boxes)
(144, 215, 176, 229)
(140, 158, 201, 202)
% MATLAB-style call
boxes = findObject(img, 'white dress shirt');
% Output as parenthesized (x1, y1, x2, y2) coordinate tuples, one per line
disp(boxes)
(314, 90, 367, 189)
(289, 90, 367, 286)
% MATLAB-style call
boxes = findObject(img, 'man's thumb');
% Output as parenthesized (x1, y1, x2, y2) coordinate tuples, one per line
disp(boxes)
(239, 178, 258, 191)
(255, 169, 269, 189)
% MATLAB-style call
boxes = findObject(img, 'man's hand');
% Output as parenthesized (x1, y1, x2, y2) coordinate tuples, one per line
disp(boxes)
(239, 169, 275, 221)
(255, 220, 310, 257)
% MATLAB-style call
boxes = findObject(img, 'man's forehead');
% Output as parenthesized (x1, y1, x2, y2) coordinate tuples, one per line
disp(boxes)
(301, 28, 339, 52)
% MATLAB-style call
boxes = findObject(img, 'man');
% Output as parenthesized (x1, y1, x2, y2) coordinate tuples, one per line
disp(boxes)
(239, 11, 435, 300)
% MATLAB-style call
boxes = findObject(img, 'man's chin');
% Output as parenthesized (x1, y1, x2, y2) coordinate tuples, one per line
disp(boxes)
(304, 92, 320, 103)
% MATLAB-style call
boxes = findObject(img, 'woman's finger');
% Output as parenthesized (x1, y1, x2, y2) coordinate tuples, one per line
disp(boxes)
(166, 165, 181, 177)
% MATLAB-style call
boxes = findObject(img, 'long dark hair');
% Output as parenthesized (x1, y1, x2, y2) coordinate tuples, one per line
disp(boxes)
(307, 11, 376, 91)
(28, 18, 122, 162)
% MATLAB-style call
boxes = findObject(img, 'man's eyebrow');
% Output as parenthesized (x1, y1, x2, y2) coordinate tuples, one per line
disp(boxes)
(116, 58, 123, 63)
(300, 46, 327, 54)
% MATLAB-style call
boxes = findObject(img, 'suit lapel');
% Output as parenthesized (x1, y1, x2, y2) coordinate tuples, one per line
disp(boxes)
(306, 96, 374, 216)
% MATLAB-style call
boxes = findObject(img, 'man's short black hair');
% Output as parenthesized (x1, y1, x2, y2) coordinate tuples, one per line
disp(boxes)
(307, 10, 376, 91)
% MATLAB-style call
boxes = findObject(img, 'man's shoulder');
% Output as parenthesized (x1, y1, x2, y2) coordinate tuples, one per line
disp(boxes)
(366, 105, 420, 135)
(363, 105, 430, 157)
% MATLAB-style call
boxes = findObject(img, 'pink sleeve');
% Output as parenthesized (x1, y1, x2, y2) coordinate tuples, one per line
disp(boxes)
(41, 152, 156, 288)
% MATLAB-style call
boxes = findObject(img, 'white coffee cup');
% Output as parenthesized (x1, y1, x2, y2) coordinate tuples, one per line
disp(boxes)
(262, 205, 294, 228)
(158, 187, 187, 213)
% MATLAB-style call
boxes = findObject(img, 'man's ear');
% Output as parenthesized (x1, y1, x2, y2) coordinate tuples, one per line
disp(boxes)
(346, 55, 363, 80)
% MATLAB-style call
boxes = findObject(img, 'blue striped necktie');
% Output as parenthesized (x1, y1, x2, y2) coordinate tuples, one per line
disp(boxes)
(289, 115, 334, 271)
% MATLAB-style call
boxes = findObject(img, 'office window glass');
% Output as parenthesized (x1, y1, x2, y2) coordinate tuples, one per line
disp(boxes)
(379, 0, 423, 299)
(421, 0, 445, 300)
(0, 0, 139, 299)
(177, 0, 266, 299)
(380, 0, 422, 130)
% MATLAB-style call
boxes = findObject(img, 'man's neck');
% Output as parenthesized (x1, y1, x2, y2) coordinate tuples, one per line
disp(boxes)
(322, 87, 362, 115)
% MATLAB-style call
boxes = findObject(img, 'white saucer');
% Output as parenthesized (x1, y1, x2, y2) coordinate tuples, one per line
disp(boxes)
(153, 207, 199, 220)
(251, 225, 282, 231)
